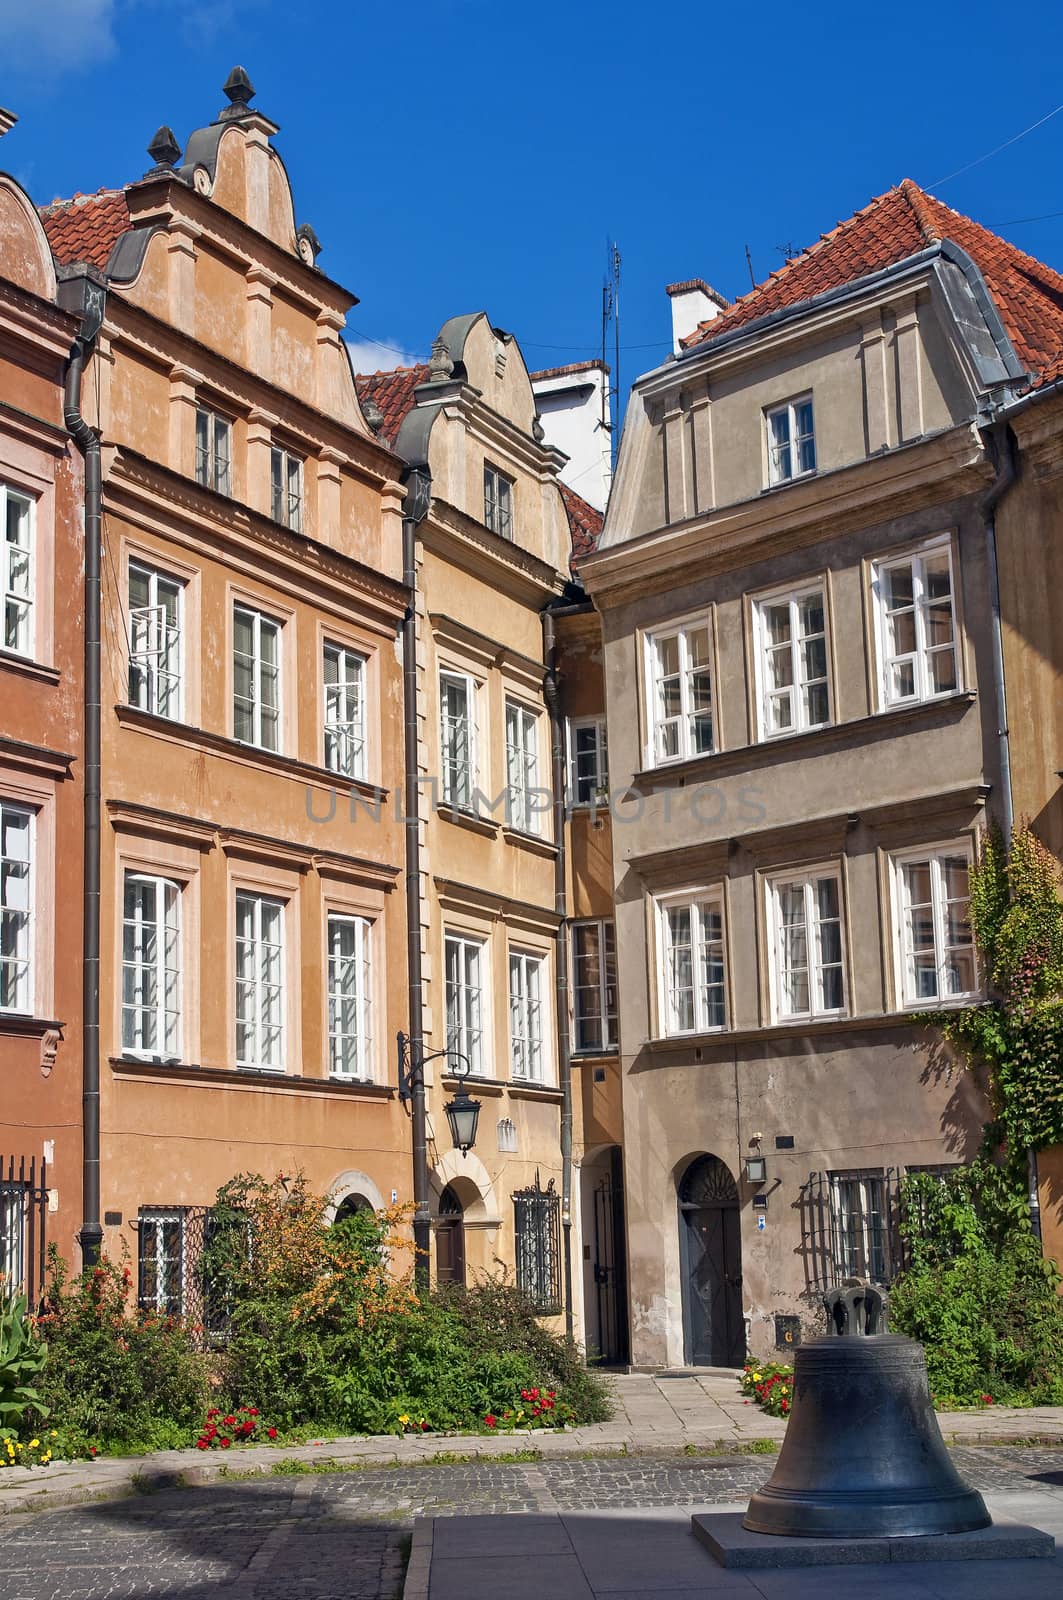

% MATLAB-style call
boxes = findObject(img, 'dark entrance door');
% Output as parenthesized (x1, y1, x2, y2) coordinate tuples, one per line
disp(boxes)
(678, 1155, 744, 1366)
(592, 1146, 629, 1365)
(435, 1184, 465, 1287)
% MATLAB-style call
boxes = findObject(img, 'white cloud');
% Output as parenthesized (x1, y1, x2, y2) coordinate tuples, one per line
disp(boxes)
(0, 0, 119, 74)
(344, 336, 425, 376)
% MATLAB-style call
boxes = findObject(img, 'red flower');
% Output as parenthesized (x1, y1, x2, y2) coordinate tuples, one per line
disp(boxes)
(207, 1409, 220, 1420)
(195, 1440, 209, 1450)
(220, 1437, 231, 1449)
(981, 1394, 994, 1405)
(89, 1446, 98, 1456)
(224, 1415, 236, 1426)
(420, 1422, 429, 1432)
(484, 1415, 497, 1428)
(248, 1408, 259, 1416)
(266, 1428, 278, 1440)
(530, 1388, 539, 1399)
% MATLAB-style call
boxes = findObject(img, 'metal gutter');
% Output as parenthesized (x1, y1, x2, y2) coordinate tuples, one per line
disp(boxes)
(57, 268, 106, 1269)
(542, 607, 574, 1338)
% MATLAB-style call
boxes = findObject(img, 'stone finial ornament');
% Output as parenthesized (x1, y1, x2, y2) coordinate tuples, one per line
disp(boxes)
(361, 396, 384, 434)
(296, 223, 322, 267)
(532, 414, 545, 443)
(428, 336, 454, 383)
(219, 66, 256, 121)
(144, 125, 182, 177)
(0, 107, 17, 140)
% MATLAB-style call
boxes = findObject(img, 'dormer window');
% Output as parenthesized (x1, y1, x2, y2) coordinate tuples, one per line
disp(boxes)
(195, 407, 231, 496)
(766, 397, 816, 485)
(484, 463, 513, 539)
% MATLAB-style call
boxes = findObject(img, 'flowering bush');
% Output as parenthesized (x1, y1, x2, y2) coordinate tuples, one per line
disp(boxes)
(1, 1427, 58, 1468)
(194, 1405, 279, 1450)
(482, 1387, 577, 1431)
(740, 1362, 794, 1417)
(396, 1413, 431, 1434)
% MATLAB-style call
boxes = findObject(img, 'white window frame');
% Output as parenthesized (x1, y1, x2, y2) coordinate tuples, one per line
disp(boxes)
(483, 462, 513, 539)
(891, 842, 977, 1008)
(327, 912, 373, 1080)
(567, 716, 609, 806)
(194, 405, 232, 496)
(235, 890, 285, 1072)
(571, 918, 618, 1053)
(439, 669, 477, 809)
(872, 537, 960, 709)
(128, 562, 184, 720)
(121, 871, 181, 1061)
(753, 582, 832, 739)
(323, 642, 367, 780)
(766, 395, 816, 485)
(505, 697, 542, 834)
(830, 1172, 890, 1284)
(270, 445, 303, 532)
(644, 617, 715, 767)
(233, 604, 282, 753)
(0, 802, 33, 1015)
(1, 482, 35, 660)
(768, 866, 847, 1022)
(137, 1207, 185, 1315)
(509, 946, 548, 1083)
(445, 931, 488, 1077)
(655, 890, 727, 1037)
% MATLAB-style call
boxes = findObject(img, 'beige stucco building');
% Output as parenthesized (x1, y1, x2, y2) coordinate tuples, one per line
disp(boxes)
(358, 323, 603, 1326)
(582, 180, 1063, 1365)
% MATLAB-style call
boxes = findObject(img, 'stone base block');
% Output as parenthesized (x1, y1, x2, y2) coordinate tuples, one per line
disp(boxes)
(691, 1512, 1055, 1569)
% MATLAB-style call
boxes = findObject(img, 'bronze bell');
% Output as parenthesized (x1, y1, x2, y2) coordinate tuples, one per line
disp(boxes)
(744, 1294, 990, 1538)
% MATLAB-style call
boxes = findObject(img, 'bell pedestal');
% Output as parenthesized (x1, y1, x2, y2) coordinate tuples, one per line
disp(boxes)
(743, 1334, 990, 1538)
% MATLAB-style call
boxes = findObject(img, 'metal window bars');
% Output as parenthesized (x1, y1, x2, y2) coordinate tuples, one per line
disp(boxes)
(799, 1167, 907, 1295)
(513, 1172, 561, 1315)
(0, 1155, 48, 1305)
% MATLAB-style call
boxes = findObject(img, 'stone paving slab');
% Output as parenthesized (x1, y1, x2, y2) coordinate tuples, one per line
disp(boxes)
(692, 1511, 1054, 1567)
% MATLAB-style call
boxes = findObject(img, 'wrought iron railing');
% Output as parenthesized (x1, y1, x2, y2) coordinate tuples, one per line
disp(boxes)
(799, 1167, 908, 1295)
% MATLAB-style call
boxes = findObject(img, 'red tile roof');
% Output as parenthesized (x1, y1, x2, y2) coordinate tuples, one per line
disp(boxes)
(560, 481, 605, 564)
(681, 179, 1063, 387)
(39, 189, 131, 270)
(354, 364, 429, 450)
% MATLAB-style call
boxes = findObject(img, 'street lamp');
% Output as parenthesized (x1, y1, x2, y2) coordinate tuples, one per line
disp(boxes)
(442, 1053, 481, 1155)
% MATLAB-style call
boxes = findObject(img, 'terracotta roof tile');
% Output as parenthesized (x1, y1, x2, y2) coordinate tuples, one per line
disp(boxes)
(681, 179, 1063, 388)
(39, 189, 131, 271)
(560, 481, 604, 565)
(354, 364, 429, 450)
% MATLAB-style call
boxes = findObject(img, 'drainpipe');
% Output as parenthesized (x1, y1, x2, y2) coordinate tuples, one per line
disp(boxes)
(542, 608, 574, 1338)
(981, 419, 1040, 1239)
(401, 469, 432, 1290)
(60, 273, 106, 1270)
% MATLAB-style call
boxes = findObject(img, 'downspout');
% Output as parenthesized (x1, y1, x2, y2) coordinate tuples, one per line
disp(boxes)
(401, 469, 432, 1290)
(542, 609, 574, 1338)
(62, 291, 105, 1269)
(981, 419, 1040, 1239)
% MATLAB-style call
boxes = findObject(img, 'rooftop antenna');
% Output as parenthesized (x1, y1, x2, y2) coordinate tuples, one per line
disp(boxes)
(744, 244, 756, 290)
(776, 242, 799, 262)
(601, 240, 621, 469)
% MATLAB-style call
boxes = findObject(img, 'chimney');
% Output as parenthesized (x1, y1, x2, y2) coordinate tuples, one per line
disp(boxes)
(666, 279, 731, 354)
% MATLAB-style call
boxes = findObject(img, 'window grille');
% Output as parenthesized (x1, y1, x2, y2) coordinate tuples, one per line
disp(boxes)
(800, 1168, 905, 1293)
(137, 1207, 185, 1315)
(513, 1173, 561, 1315)
(0, 1155, 47, 1304)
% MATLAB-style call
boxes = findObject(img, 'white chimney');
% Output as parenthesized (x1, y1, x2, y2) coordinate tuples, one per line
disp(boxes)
(530, 360, 612, 513)
(666, 279, 731, 354)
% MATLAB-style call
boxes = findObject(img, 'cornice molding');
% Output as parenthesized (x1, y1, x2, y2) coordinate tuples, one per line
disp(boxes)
(0, 733, 75, 781)
(422, 500, 564, 606)
(433, 876, 561, 933)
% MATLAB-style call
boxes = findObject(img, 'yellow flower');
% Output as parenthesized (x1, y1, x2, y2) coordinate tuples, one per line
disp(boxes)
(29, 1439, 39, 1449)
(752, 1372, 762, 1382)
(50, 1431, 58, 1438)
(397, 1414, 410, 1426)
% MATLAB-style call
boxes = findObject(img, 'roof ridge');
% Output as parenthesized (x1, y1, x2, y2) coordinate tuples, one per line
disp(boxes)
(355, 362, 428, 380)
(898, 177, 942, 246)
(40, 186, 126, 214)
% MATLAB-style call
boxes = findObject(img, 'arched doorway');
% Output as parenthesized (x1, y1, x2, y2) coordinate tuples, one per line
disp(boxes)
(678, 1155, 744, 1366)
(435, 1184, 465, 1287)
(332, 1193, 374, 1225)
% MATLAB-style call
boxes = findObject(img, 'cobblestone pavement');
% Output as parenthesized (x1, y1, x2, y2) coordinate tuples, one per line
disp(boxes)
(0, 1448, 1060, 1600)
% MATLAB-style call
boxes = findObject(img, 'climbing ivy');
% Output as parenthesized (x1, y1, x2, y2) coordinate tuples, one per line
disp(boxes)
(922, 824, 1063, 1157)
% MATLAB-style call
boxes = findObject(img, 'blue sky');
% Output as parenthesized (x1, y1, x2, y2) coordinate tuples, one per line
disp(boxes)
(3, 0, 1063, 402)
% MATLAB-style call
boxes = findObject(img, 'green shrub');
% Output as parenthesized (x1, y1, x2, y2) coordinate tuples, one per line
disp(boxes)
(35, 1249, 209, 1453)
(0, 1293, 48, 1430)
(889, 1162, 1063, 1406)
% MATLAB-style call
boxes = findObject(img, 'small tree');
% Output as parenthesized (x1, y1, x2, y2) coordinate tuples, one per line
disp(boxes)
(925, 823, 1063, 1168)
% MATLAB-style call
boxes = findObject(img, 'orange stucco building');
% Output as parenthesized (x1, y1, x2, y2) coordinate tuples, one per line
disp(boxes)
(0, 125, 85, 1298)
(36, 78, 411, 1306)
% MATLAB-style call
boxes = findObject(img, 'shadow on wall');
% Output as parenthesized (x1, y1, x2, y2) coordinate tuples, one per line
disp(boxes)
(916, 1035, 990, 1160)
